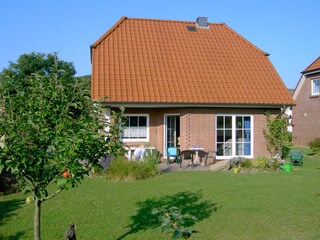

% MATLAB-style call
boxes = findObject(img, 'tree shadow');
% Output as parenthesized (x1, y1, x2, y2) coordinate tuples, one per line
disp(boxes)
(0, 198, 24, 226)
(0, 231, 26, 240)
(0, 198, 26, 239)
(117, 190, 220, 239)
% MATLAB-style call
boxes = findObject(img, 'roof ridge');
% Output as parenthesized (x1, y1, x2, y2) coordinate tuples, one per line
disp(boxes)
(128, 16, 225, 25)
(302, 56, 320, 73)
(91, 16, 226, 50)
(222, 24, 269, 56)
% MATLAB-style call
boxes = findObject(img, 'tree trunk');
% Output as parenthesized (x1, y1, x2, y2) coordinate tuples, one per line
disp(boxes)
(34, 198, 42, 240)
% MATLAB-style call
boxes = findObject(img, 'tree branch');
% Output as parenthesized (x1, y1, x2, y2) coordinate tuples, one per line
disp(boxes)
(42, 188, 63, 202)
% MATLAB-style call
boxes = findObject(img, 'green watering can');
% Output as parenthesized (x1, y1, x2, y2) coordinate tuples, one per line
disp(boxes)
(281, 162, 293, 173)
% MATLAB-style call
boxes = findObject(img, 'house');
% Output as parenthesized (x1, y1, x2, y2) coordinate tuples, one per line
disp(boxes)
(292, 56, 320, 146)
(90, 16, 294, 160)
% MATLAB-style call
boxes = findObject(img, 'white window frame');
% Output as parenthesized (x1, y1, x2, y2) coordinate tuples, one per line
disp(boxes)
(163, 113, 180, 158)
(121, 114, 149, 142)
(216, 114, 254, 160)
(311, 78, 320, 96)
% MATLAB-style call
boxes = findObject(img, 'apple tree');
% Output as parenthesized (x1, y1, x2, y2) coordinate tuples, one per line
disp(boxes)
(0, 53, 125, 240)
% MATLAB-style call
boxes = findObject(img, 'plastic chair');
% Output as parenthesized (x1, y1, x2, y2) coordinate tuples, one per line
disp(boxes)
(180, 150, 194, 167)
(166, 147, 180, 166)
(205, 151, 217, 166)
(289, 150, 304, 166)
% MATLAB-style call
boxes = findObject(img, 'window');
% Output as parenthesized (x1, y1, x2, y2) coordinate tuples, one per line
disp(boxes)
(122, 114, 149, 141)
(216, 115, 253, 158)
(312, 79, 320, 95)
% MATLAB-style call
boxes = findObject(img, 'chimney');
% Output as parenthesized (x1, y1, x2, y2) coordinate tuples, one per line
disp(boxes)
(196, 17, 209, 28)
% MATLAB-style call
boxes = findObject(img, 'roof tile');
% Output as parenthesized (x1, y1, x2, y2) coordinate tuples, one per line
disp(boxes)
(91, 17, 294, 105)
(303, 56, 320, 73)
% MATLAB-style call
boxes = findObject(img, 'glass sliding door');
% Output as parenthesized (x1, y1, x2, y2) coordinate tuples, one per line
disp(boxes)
(164, 115, 180, 157)
(236, 116, 251, 156)
(216, 116, 233, 156)
(216, 115, 253, 158)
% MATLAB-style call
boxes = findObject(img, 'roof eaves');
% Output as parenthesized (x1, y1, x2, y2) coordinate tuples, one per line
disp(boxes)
(302, 68, 320, 76)
(101, 101, 295, 108)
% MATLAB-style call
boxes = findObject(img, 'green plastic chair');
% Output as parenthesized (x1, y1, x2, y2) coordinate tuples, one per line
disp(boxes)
(166, 147, 181, 166)
(289, 150, 304, 166)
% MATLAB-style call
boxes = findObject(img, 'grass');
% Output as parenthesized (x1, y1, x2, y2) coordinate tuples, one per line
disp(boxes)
(0, 149, 320, 239)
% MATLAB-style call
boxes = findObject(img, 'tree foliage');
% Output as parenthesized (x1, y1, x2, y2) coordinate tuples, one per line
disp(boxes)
(0, 53, 124, 239)
(263, 112, 289, 158)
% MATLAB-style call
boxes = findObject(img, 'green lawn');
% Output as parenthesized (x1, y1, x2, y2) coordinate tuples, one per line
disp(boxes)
(1, 151, 320, 240)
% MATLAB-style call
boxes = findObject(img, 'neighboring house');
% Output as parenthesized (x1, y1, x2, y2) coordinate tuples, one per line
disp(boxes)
(292, 56, 320, 146)
(90, 16, 294, 159)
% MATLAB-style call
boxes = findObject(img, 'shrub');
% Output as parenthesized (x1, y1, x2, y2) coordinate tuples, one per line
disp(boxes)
(152, 206, 197, 239)
(107, 156, 160, 181)
(240, 159, 253, 169)
(252, 156, 269, 169)
(229, 157, 246, 168)
(233, 156, 278, 172)
(263, 112, 289, 158)
(309, 138, 320, 155)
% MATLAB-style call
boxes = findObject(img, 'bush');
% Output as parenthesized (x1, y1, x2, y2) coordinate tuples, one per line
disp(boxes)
(309, 138, 320, 155)
(252, 156, 269, 169)
(240, 159, 253, 169)
(152, 206, 197, 239)
(107, 156, 160, 181)
(231, 156, 278, 172)
(229, 157, 246, 168)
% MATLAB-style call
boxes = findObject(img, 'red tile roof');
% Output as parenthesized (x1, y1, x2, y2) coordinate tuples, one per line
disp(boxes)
(303, 56, 320, 73)
(91, 17, 294, 106)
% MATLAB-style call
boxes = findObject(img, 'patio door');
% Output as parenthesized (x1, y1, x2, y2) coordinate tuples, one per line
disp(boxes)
(216, 115, 253, 159)
(164, 114, 180, 157)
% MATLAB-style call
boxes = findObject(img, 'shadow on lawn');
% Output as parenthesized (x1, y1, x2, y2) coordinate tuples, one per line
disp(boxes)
(117, 190, 220, 239)
(0, 231, 26, 240)
(0, 198, 26, 239)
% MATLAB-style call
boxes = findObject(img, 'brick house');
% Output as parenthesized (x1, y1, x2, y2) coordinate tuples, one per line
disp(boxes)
(90, 16, 294, 159)
(292, 56, 320, 146)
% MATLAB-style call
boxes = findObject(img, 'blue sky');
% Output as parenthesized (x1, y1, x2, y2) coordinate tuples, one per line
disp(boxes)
(1, 0, 319, 89)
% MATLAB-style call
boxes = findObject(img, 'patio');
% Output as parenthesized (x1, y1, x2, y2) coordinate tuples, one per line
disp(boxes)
(158, 162, 212, 172)
(158, 159, 229, 172)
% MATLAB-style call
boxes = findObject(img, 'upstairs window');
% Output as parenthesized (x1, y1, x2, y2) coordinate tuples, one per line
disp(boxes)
(312, 79, 320, 95)
(121, 114, 149, 142)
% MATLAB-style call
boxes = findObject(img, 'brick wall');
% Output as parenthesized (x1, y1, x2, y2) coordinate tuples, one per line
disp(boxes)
(112, 107, 280, 158)
(293, 73, 320, 146)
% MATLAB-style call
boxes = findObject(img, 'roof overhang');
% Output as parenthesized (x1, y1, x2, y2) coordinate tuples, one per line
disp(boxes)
(302, 69, 320, 76)
(101, 102, 294, 109)
(293, 69, 320, 100)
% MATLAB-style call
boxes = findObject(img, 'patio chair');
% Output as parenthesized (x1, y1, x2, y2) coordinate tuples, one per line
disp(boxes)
(196, 150, 208, 165)
(289, 150, 304, 166)
(204, 151, 217, 166)
(180, 150, 195, 168)
(166, 147, 181, 166)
